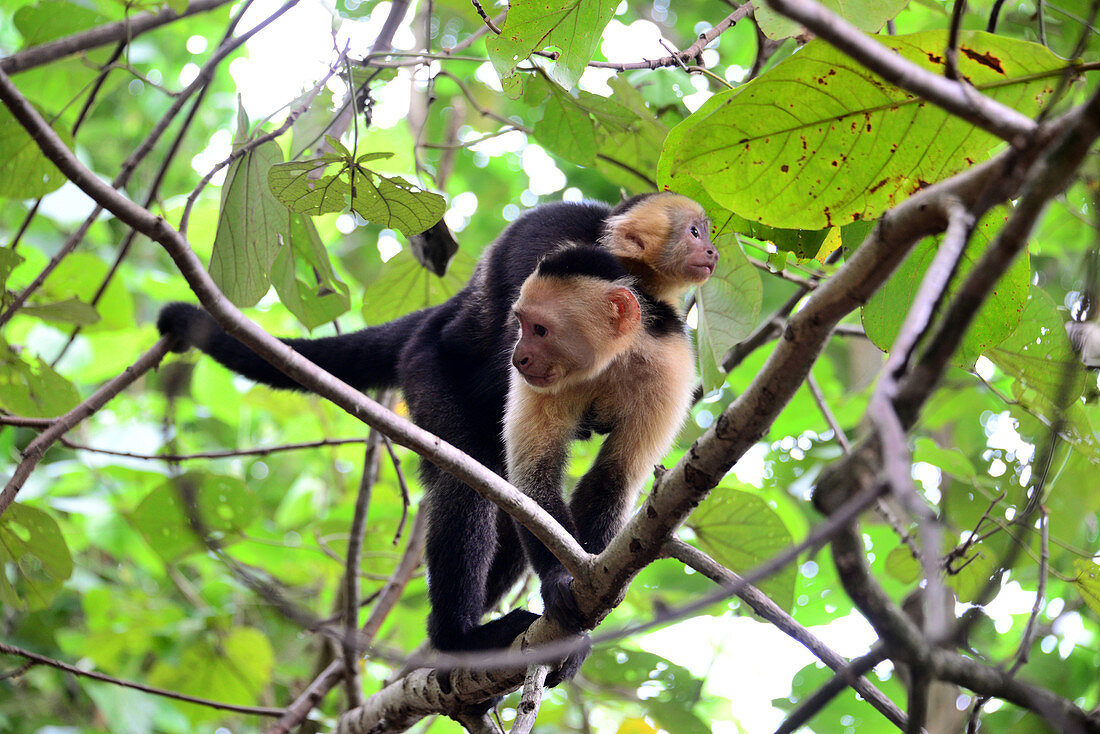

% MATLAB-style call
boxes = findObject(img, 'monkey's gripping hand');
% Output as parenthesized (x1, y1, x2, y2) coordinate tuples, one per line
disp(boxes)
(541, 567, 586, 633)
(505, 607, 591, 688)
(156, 302, 219, 353)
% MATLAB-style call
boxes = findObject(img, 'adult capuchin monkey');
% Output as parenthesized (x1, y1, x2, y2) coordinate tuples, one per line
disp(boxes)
(156, 192, 716, 681)
(505, 244, 696, 632)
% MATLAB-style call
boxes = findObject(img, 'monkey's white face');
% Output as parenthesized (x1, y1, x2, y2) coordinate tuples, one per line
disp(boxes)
(672, 212, 719, 284)
(510, 277, 638, 392)
(510, 304, 595, 390)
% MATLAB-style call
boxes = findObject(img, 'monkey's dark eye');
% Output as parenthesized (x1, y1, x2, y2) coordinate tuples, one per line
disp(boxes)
(690, 226, 700, 238)
(534, 324, 547, 337)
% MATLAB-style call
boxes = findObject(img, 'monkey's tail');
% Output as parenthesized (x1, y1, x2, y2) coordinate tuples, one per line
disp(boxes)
(157, 302, 425, 392)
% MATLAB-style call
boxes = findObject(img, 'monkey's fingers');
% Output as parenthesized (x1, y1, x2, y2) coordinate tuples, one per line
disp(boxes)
(540, 568, 585, 632)
(544, 632, 591, 687)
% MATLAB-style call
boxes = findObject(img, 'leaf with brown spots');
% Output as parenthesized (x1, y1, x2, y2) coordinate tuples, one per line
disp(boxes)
(961, 47, 1006, 74)
(658, 31, 1062, 230)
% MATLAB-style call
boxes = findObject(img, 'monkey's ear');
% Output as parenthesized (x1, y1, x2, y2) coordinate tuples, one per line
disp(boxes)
(606, 213, 655, 254)
(607, 287, 641, 335)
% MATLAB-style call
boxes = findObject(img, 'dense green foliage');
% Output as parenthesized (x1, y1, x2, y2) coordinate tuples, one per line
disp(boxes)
(1, 0, 1099, 732)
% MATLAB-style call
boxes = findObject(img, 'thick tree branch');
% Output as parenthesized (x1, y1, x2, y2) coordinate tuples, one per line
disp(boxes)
(0, 0, 235, 74)
(588, 109, 1074, 613)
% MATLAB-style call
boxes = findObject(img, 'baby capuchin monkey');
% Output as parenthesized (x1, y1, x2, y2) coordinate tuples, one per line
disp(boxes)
(505, 245, 697, 630)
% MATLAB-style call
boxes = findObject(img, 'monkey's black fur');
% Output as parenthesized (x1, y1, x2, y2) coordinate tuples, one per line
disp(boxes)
(534, 245, 684, 339)
(535, 243, 630, 282)
(158, 199, 666, 676)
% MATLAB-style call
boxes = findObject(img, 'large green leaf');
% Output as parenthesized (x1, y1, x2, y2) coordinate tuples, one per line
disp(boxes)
(209, 106, 288, 307)
(989, 287, 1085, 409)
(349, 154, 446, 236)
(755, 0, 907, 40)
(267, 154, 351, 216)
(688, 487, 796, 612)
(269, 149, 444, 236)
(13, 0, 104, 45)
(360, 247, 475, 325)
(487, 0, 618, 94)
(129, 473, 258, 560)
(697, 235, 762, 392)
(536, 86, 599, 166)
(270, 212, 350, 330)
(659, 31, 1062, 230)
(863, 206, 1029, 368)
(0, 102, 70, 199)
(0, 503, 73, 610)
(0, 338, 80, 417)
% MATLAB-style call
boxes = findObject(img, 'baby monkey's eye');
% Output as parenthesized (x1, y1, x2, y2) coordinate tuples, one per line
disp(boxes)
(690, 226, 700, 238)
(534, 324, 547, 337)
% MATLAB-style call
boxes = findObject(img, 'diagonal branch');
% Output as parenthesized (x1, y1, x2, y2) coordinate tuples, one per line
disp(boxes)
(0, 0, 235, 74)
(1, 338, 173, 514)
(0, 641, 284, 717)
(667, 540, 910, 732)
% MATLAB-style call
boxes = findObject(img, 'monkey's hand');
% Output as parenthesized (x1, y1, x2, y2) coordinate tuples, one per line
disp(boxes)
(157, 302, 218, 353)
(540, 567, 585, 633)
(545, 632, 591, 687)
(501, 604, 590, 688)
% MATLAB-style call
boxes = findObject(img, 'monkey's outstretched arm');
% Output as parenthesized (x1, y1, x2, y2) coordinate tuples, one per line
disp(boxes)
(505, 388, 586, 630)
(571, 356, 693, 553)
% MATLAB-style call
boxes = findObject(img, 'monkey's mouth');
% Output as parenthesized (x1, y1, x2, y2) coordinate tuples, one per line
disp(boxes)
(517, 369, 557, 388)
(687, 260, 717, 280)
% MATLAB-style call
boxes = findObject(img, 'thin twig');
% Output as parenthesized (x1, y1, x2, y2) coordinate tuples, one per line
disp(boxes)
(869, 199, 976, 643)
(987, 0, 1007, 31)
(585, 3, 753, 71)
(383, 436, 412, 544)
(0, 642, 284, 716)
(443, 11, 506, 53)
(1, 338, 173, 515)
(56, 436, 370, 461)
(774, 647, 894, 734)
(0, 0, 234, 74)
(470, 0, 502, 34)
(509, 665, 550, 734)
(668, 540, 910, 732)
(806, 371, 850, 452)
(945, 0, 966, 81)
(343, 427, 385, 708)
